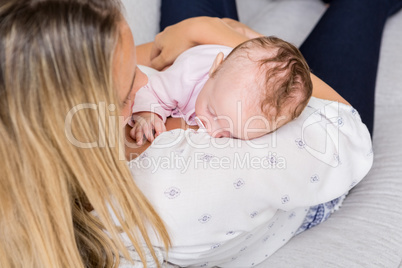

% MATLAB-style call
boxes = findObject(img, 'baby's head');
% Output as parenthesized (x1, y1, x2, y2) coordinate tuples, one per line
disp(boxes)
(195, 36, 312, 139)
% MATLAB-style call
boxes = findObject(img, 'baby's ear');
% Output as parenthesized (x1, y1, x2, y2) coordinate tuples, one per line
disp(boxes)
(209, 52, 224, 77)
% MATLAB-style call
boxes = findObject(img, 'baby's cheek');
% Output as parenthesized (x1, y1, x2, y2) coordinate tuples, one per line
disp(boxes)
(219, 119, 232, 130)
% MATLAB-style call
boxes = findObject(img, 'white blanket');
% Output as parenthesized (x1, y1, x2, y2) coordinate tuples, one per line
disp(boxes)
(126, 96, 373, 267)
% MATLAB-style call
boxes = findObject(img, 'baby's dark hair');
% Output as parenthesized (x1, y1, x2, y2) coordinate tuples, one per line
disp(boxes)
(222, 36, 313, 125)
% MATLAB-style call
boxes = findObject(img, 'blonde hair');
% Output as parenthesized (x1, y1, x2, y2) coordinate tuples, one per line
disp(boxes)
(0, 0, 169, 267)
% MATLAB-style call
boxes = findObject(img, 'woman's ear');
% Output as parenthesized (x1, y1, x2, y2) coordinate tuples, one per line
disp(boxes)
(209, 52, 224, 77)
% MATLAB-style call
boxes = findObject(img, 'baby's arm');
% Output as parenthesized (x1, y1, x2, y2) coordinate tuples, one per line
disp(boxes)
(130, 51, 198, 144)
(129, 83, 171, 144)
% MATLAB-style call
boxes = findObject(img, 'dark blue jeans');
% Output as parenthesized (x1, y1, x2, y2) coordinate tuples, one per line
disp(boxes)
(160, 0, 238, 31)
(299, 0, 401, 136)
(160, 0, 402, 136)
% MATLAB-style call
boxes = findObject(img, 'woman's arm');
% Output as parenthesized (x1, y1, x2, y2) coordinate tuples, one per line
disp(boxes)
(148, 17, 251, 70)
(142, 17, 350, 106)
(136, 17, 249, 68)
(311, 73, 350, 106)
(136, 42, 153, 67)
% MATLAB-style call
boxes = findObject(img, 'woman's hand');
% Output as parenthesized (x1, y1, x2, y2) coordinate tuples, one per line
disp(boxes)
(149, 17, 259, 70)
(150, 19, 198, 70)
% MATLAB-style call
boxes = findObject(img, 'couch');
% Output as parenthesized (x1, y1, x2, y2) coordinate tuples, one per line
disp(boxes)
(122, 0, 402, 267)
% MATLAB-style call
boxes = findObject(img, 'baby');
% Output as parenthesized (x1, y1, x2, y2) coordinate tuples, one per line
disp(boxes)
(130, 36, 312, 144)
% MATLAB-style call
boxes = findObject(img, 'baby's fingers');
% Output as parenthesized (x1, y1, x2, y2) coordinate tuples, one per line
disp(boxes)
(129, 124, 141, 142)
(134, 127, 145, 146)
(143, 122, 156, 143)
(153, 120, 166, 137)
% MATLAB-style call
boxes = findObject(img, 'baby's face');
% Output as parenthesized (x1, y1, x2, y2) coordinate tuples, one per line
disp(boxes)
(195, 64, 275, 140)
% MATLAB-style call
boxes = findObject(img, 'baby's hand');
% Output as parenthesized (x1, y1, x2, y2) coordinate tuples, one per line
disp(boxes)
(130, 112, 166, 145)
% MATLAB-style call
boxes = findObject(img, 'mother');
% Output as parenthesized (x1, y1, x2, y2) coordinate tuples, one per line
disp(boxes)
(0, 0, 382, 267)
(0, 1, 168, 267)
